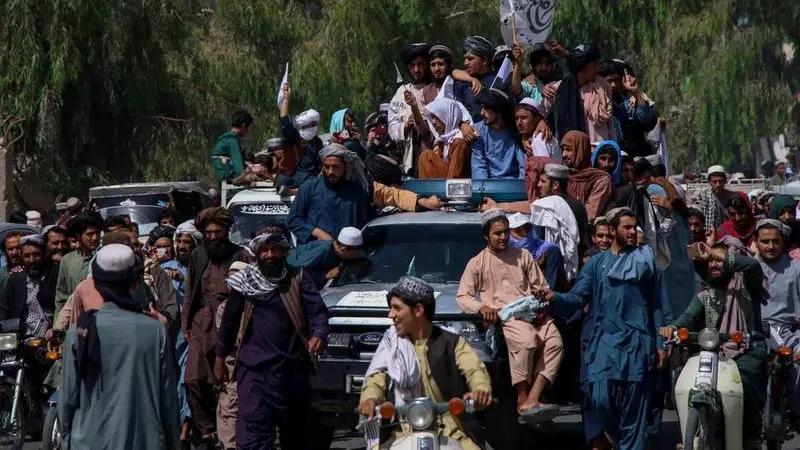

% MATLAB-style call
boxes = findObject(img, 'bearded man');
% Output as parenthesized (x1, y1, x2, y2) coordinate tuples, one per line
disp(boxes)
(182, 207, 252, 449)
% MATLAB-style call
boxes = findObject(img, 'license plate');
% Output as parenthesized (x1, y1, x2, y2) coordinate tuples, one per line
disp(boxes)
(417, 437, 434, 450)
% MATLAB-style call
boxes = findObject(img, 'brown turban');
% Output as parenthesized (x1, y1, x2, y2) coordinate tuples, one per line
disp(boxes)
(195, 207, 233, 231)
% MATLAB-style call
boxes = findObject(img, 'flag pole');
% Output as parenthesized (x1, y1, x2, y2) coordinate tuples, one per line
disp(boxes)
(510, 1, 518, 46)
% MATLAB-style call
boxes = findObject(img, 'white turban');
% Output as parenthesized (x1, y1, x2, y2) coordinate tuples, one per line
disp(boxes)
(295, 109, 321, 141)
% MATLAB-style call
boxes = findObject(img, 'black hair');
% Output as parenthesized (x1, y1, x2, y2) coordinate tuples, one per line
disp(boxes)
(598, 59, 624, 77)
(592, 219, 609, 234)
(652, 164, 667, 177)
(726, 196, 748, 211)
(387, 291, 436, 322)
(45, 226, 67, 245)
(482, 216, 509, 237)
(688, 209, 706, 225)
(158, 208, 179, 224)
(8, 211, 26, 224)
(231, 110, 254, 128)
(609, 210, 636, 228)
(529, 48, 554, 69)
(429, 50, 453, 66)
(105, 215, 129, 231)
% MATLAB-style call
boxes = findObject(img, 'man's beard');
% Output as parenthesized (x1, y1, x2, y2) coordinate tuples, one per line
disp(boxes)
(259, 259, 286, 279)
(206, 240, 230, 262)
(26, 263, 41, 278)
(177, 252, 190, 266)
(324, 174, 342, 187)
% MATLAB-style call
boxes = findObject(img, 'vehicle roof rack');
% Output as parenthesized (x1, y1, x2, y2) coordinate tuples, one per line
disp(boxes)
(402, 179, 528, 204)
(221, 180, 275, 206)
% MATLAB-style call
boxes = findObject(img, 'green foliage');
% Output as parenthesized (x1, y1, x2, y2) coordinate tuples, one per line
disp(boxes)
(0, 0, 797, 206)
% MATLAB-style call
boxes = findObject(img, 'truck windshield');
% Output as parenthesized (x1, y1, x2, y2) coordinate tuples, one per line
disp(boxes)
(336, 223, 484, 286)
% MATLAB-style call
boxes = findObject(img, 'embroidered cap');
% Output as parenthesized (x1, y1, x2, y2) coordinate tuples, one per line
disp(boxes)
(480, 208, 507, 226)
(707, 165, 726, 178)
(756, 218, 791, 241)
(337, 227, 363, 247)
(544, 163, 569, 180)
(606, 206, 635, 224)
(229, 261, 248, 272)
(508, 213, 530, 230)
(389, 276, 435, 304)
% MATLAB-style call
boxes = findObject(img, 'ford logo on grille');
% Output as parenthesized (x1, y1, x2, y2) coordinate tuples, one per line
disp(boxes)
(357, 332, 383, 346)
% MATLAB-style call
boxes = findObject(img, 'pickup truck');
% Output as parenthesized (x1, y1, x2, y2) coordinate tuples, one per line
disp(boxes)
(310, 210, 524, 449)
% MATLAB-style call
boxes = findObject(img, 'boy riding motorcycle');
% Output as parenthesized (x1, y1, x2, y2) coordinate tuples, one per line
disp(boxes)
(358, 276, 493, 449)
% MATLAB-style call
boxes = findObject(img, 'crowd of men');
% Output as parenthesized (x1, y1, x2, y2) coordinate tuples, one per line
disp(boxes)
(1, 35, 799, 450)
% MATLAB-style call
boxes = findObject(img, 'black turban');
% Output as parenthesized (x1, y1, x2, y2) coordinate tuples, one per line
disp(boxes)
(146, 225, 176, 248)
(364, 111, 388, 132)
(478, 88, 512, 115)
(598, 59, 624, 77)
(401, 43, 432, 65)
(567, 43, 601, 74)
(67, 212, 105, 238)
(366, 153, 403, 187)
(195, 207, 233, 231)
(463, 36, 495, 60)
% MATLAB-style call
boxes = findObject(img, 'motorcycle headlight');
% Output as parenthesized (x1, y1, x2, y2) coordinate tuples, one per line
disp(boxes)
(697, 328, 720, 351)
(0, 333, 18, 351)
(406, 400, 434, 430)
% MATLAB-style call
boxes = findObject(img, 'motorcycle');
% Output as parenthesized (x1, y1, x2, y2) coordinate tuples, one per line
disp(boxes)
(670, 327, 746, 450)
(360, 397, 476, 449)
(0, 319, 59, 449)
(41, 330, 66, 450)
(762, 333, 796, 450)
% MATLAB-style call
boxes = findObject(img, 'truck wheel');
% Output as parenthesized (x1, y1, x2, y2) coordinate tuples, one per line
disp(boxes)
(42, 406, 60, 450)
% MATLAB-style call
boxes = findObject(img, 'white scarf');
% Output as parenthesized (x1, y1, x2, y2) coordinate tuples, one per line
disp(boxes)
(530, 195, 580, 281)
(424, 98, 464, 162)
(364, 326, 421, 406)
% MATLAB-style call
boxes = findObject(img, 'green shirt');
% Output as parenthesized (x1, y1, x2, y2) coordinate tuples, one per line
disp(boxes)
(211, 131, 245, 184)
(54, 250, 93, 318)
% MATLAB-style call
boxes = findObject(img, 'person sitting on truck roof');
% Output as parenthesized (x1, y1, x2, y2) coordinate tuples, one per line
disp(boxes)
(418, 97, 471, 179)
(277, 83, 323, 194)
(288, 144, 443, 245)
(693, 165, 739, 233)
(286, 226, 365, 290)
(771, 160, 788, 187)
(212, 110, 252, 186)
(508, 213, 568, 292)
(330, 108, 368, 160)
(359, 276, 492, 450)
(515, 97, 561, 163)
(471, 89, 526, 180)
(456, 209, 563, 420)
(561, 130, 615, 223)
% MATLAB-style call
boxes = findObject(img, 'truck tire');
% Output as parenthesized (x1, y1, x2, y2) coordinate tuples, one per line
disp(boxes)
(42, 406, 60, 450)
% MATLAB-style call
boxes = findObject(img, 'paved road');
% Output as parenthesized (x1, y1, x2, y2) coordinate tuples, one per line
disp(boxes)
(23, 411, 800, 449)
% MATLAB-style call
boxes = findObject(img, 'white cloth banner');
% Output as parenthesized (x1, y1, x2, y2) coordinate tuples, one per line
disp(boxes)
(276, 62, 289, 109)
(500, 0, 557, 48)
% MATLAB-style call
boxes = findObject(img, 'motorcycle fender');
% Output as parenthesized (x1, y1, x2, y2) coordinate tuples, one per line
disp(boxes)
(386, 431, 463, 450)
(674, 354, 700, 439)
(717, 358, 744, 450)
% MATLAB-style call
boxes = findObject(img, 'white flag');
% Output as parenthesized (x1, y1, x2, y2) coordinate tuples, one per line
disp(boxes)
(500, 0, 557, 48)
(393, 62, 404, 85)
(490, 57, 513, 89)
(436, 76, 455, 100)
(276, 62, 289, 109)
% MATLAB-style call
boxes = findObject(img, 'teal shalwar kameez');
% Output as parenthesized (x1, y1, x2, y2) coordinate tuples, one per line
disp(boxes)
(555, 246, 672, 450)
(670, 251, 767, 443)
(286, 240, 340, 289)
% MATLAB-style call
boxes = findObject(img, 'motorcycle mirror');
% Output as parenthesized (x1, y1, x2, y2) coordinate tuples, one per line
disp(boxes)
(448, 398, 465, 416)
(379, 402, 396, 420)
(730, 331, 744, 345)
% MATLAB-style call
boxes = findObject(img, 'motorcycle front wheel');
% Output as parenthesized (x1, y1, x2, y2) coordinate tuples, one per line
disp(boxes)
(42, 406, 60, 450)
(684, 407, 723, 450)
(0, 390, 25, 450)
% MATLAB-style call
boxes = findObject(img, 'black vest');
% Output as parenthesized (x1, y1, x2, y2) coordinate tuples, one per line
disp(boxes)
(426, 326, 470, 401)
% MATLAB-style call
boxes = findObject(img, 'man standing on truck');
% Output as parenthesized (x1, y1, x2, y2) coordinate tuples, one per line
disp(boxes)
(456, 208, 563, 421)
(212, 110, 253, 186)
(542, 207, 672, 450)
(359, 276, 492, 450)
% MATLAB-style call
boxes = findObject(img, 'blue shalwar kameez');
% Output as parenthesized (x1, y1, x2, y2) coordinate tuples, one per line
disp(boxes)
(216, 270, 330, 450)
(286, 240, 340, 290)
(510, 234, 563, 290)
(287, 177, 371, 245)
(161, 259, 191, 423)
(555, 247, 672, 450)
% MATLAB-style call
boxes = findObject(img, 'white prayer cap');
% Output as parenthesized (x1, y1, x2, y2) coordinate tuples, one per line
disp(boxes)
(379, 103, 390, 113)
(20, 234, 44, 247)
(517, 97, 545, 116)
(645, 154, 663, 166)
(66, 197, 82, 210)
(544, 163, 569, 179)
(707, 165, 726, 178)
(606, 206, 634, 224)
(508, 213, 530, 230)
(337, 227, 363, 247)
(26, 211, 42, 230)
(620, 151, 629, 157)
(775, 160, 787, 167)
(481, 208, 506, 226)
(95, 244, 136, 273)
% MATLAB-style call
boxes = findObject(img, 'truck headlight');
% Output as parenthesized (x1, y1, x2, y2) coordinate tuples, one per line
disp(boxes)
(445, 179, 472, 203)
(0, 333, 18, 351)
(439, 321, 483, 344)
(406, 400, 434, 430)
(697, 328, 720, 351)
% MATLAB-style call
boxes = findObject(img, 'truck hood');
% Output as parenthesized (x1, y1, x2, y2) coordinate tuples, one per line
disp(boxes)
(321, 283, 462, 315)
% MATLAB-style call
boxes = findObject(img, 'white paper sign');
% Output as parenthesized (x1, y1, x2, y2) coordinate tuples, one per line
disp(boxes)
(336, 290, 441, 308)
(500, 0, 557, 48)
